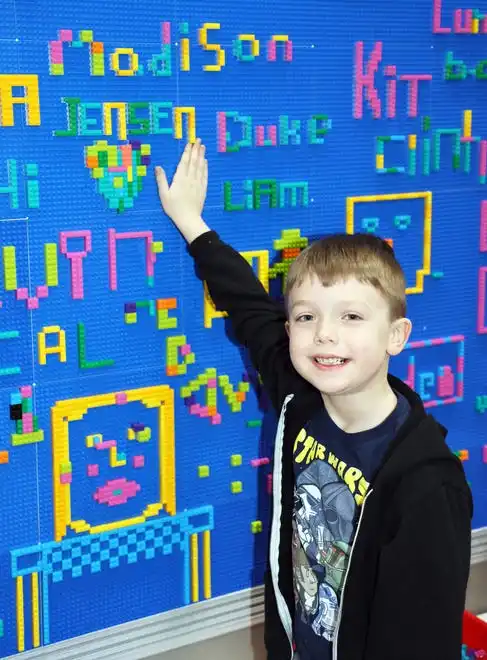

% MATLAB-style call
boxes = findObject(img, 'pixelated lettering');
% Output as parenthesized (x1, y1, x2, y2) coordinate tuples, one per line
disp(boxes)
(0, 330, 21, 377)
(108, 229, 159, 291)
(267, 35, 293, 62)
(181, 368, 249, 423)
(103, 102, 128, 140)
(445, 51, 467, 80)
(128, 103, 150, 134)
(38, 326, 67, 366)
(353, 41, 382, 119)
(166, 336, 195, 376)
(53, 97, 79, 137)
(2, 243, 58, 309)
(433, 0, 487, 34)
(110, 48, 140, 76)
(199, 23, 225, 71)
(233, 34, 260, 62)
(400, 336, 464, 407)
(444, 51, 487, 80)
(224, 179, 309, 211)
(376, 110, 487, 184)
(50, 24, 294, 78)
(174, 107, 196, 142)
(308, 115, 330, 144)
(148, 23, 172, 77)
(54, 100, 195, 142)
(49, 29, 105, 75)
(354, 43, 431, 119)
(150, 102, 173, 135)
(253, 180, 278, 209)
(79, 102, 103, 136)
(0, 75, 40, 127)
(279, 182, 309, 208)
(0, 160, 19, 209)
(219, 112, 329, 152)
(77, 323, 114, 369)
(479, 267, 487, 334)
(60, 231, 91, 300)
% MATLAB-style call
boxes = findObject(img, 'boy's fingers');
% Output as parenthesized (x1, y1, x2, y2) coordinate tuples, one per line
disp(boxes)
(155, 166, 169, 197)
(202, 158, 208, 186)
(195, 141, 205, 179)
(189, 139, 201, 176)
(176, 143, 191, 176)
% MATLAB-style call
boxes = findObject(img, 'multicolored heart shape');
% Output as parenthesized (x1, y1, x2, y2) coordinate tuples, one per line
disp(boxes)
(85, 140, 151, 212)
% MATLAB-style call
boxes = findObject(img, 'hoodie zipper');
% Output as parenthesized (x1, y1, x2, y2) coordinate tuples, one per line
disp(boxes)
(269, 394, 295, 659)
(332, 488, 373, 660)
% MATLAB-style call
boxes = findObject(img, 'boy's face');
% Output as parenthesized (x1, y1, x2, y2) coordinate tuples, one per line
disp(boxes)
(286, 276, 411, 398)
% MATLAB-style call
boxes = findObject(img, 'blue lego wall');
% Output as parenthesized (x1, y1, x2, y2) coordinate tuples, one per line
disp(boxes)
(0, 0, 486, 655)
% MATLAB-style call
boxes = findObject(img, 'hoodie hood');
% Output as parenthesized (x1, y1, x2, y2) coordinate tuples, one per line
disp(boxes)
(376, 374, 468, 494)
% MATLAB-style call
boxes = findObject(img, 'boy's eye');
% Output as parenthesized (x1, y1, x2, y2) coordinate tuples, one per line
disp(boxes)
(343, 313, 362, 321)
(296, 314, 314, 323)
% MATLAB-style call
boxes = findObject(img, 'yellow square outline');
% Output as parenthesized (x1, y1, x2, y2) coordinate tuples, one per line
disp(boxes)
(51, 385, 175, 542)
(346, 191, 432, 294)
(203, 250, 269, 328)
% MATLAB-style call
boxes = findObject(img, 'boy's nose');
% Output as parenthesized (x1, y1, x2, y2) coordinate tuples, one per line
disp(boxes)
(314, 324, 337, 345)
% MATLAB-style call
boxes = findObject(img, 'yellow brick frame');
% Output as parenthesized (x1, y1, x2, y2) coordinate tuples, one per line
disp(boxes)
(51, 385, 175, 542)
(346, 191, 432, 294)
(204, 250, 269, 328)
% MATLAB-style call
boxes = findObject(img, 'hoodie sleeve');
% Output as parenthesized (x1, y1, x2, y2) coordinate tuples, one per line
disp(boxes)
(365, 483, 472, 660)
(188, 230, 301, 411)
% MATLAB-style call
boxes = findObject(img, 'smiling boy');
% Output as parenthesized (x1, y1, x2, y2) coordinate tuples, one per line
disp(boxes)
(155, 140, 472, 660)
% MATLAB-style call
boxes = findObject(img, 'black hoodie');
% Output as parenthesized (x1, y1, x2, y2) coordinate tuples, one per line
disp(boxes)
(188, 231, 473, 660)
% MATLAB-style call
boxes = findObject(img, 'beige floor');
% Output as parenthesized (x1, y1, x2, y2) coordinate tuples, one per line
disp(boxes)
(148, 562, 487, 660)
(148, 625, 266, 660)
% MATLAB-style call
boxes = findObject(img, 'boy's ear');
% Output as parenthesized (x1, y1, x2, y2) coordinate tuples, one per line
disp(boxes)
(387, 317, 412, 356)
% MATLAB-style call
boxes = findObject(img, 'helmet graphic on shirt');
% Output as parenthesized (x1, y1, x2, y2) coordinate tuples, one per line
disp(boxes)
(294, 461, 355, 595)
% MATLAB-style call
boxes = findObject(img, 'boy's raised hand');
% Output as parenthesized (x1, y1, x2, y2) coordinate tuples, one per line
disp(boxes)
(155, 139, 209, 243)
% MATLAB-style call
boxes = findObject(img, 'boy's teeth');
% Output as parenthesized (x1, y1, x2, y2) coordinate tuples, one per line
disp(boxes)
(316, 357, 345, 365)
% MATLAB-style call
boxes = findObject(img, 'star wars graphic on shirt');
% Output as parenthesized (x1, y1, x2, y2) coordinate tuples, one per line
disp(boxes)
(292, 427, 370, 642)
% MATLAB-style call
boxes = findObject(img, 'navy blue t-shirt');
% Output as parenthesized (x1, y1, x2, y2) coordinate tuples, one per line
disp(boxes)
(292, 392, 410, 660)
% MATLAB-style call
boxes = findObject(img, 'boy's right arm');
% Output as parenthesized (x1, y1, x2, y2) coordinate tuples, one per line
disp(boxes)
(155, 140, 300, 410)
(188, 230, 296, 410)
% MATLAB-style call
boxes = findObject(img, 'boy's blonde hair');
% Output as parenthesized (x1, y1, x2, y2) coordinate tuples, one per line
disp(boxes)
(285, 233, 407, 320)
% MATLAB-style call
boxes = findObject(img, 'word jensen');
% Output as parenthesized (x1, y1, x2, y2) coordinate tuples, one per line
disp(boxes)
(52, 99, 329, 148)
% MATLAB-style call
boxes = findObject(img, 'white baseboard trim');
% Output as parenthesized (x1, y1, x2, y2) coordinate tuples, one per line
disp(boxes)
(5, 527, 487, 660)
(3, 586, 264, 660)
(471, 527, 487, 565)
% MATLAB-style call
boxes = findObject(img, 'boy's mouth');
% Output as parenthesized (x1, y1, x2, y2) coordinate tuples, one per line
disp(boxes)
(312, 355, 349, 367)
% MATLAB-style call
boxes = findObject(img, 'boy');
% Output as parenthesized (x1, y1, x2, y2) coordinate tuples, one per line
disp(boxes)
(155, 140, 472, 660)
